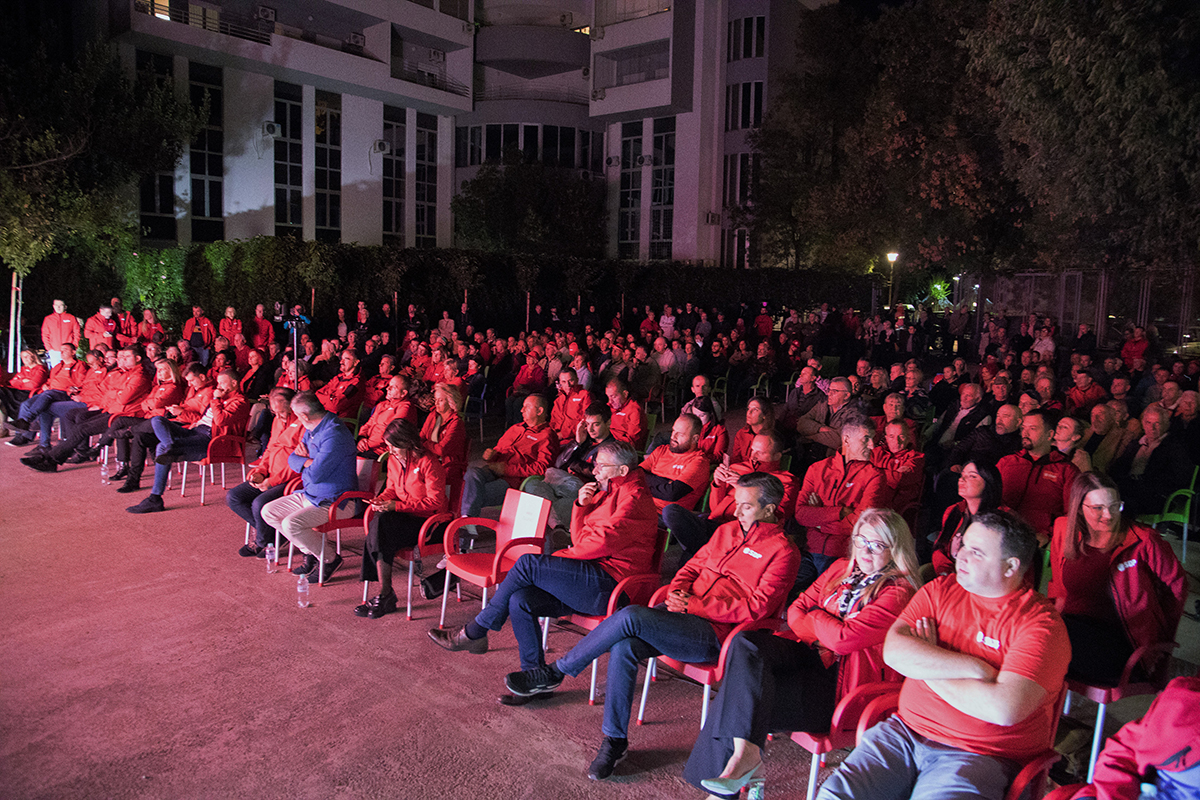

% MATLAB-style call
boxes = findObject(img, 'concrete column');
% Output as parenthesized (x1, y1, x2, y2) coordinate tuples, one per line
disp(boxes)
(223, 68, 275, 240)
(341, 95, 384, 246)
(302, 84, 316, 241)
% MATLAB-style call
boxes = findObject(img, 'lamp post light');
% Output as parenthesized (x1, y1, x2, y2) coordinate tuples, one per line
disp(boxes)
(886, 251, 899, 309)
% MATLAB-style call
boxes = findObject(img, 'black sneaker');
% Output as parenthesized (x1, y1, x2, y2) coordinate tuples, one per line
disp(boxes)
(587, 737, 628, 781)
(110, 463, 129, 481)
(291, 554, 318, 576)
(116, 477, 142, 494)
(6, 433, 34, 447)
(505, 665, 565, 697)
(238, 544, 264, 558)
(65, 450, 96, 464)
(10, 418, 30, 432)
(126, 494, 165, 514)
(24, 455, 58, 473)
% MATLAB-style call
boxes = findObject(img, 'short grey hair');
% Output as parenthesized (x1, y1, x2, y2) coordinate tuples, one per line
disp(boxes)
(290, 391, 325, 418)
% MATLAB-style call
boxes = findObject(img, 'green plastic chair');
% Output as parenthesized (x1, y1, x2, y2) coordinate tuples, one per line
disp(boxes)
(1137, 465, 1197, 561)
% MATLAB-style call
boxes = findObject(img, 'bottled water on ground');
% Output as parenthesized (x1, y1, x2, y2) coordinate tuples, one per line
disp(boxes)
(297, 573, 310, 607)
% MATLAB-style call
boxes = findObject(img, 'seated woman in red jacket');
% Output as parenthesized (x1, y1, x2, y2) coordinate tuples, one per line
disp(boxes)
(357, 419, 449, 620)
(1049, 472, 1187, 686)
(925, 461, 1005, 581)
(683, 507, 922, 797)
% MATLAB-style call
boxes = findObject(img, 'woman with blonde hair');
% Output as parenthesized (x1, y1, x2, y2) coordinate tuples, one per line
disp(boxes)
(684, 508, 922, 797)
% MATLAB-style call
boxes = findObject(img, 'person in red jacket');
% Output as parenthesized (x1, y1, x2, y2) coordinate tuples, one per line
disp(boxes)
(998, 408, 1080, 544)
(927, 461, 1007, 581)
(22, 346, 149, 471)
(457, 394, 557, 518)
(99, 358, 186, 477)
(430, 440, 658, 671)
(550, 368, 592, 443)
(218, 306, 242, 343)
(116, 364, 213, 492)
(1048, 472, 1187, 686)
(230, 387, 302, 558)
(40, 299, 80, 367)
(605, 378, 649, 451)
(501, 472, 801, 781)
(683, 508, 922, 797)
(83, 304, 118, 352)
(872, 419, 925, 523)
(126, 369, 249, 514)
(315, 349, 365, 419)
(110, 297, 138, 348)
(181, 305, 217, 365)
(356, 419, 450, 619)
(249, 304, 275, 349)
(794, 416, 889, 588)
(8, 344, 85, 446)
(1, 349, 49, 423)
(354, 374, 419, 491)
(639, 413, 711, 514)
(361, 354, 396, 409)
(1051, 676, 1200, 800)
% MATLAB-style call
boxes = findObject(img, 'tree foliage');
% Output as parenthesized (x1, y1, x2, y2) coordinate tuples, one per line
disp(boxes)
(0, 42, 204, 277)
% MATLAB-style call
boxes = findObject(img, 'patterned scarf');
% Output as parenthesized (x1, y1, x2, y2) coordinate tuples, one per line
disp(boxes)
(836, 564, 886, 617)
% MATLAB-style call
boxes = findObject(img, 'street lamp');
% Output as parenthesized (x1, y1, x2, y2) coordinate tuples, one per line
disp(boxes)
(886, 251, 899, 309)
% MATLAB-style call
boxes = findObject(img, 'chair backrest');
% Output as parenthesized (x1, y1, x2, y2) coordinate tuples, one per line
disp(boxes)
(495, 489, 552, 557)
(206, 434, 246, 463)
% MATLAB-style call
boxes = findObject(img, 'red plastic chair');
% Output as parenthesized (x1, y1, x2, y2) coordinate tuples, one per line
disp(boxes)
(635, 586, 786, 729)
(360, 508, 455, 620)
(1066, 641, 1178, 783)
(437, 489, 552, 627)
(854, 683, 1068, 800)
(277, 487, 373, 585)
(179, 434, 247, 505)
(539, 526, 669, 705)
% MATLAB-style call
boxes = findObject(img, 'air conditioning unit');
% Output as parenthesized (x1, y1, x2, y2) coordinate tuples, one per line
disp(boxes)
(605, 156, 620, 167)
(589, 26, 604, 40)
(462, 22, 474, 34)
(429, 48, 445, 63)
(706, 211, 722, 225)
(255, 5, 276, 22)
(579, 170, 593, 180)
(371, 140, 391, 154)
(347, 32, 365, 47)
(262, 121, 282, 137)
(560, 12, 573, 27)
(581, 66, 590, 79)
(591, 88, 606, 101)
(637, 155, 655, 167)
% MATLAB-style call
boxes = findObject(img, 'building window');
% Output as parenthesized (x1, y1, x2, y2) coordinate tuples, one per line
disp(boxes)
(189, 62, 223, 242)
(594, 40, 670, 90)
(314, 92, 341, 243)
(727, 16, 766, 62)
(618, 121, 642, 260)
(415, 112, 438, 249)
(649, 117, 674, 261)
(722, 228, 759, 269)
(137, 50, 176, 240)
(723, 152, 761, 208)
(273, 81, 303, 238)
(725, 82, 764, 131)
(383, 105, 406, 244)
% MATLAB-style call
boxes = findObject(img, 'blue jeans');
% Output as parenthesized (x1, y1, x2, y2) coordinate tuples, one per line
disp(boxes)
(18, 390, 69, 445)
(149, 418, 211, 495)
(459, 465, 510, 517)
(555, 605, 722, 739)
(473, 554, 617, 671)
(226, 480, 289, 547)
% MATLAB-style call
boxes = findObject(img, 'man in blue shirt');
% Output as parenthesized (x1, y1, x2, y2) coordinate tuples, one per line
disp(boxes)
(261, 392, 357, 582)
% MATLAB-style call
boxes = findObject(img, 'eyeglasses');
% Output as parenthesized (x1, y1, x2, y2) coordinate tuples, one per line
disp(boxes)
(852, 534, 891, 555)
(1083, 501, 1123, 515)
(593, 461, 620, 471)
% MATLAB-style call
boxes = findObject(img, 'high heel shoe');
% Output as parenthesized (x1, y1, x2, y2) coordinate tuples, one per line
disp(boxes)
(700, 762, 761, 796)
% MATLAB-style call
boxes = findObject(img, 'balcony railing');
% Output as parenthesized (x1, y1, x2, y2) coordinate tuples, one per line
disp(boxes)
(391, 60, 471, 97)
(474, 84, 589, 105)
(134, 0, 272, 45)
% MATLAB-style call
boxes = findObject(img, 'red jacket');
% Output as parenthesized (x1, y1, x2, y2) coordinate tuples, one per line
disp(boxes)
(357, 399, 419, 455)
(669, 520, 800, 639)
(610, 398, 648, 451)
(708, 460, 799, 522)
(175, 382, 215, 425)
(362, 375, 391, 408)
(1049, 520, 1187, 660)
(421, 411, 468, 480)
(138, 381, 186, 418)
(251, 413, 304, 486)
(375, 451, 448, 516)
(998, 449, 1080, 540)
(41, 312, 80, 351)
(561, 471, 659, 582)
(729, 424, 760, 466)
(698, 420, 729, 465)
(249, 316, 275, 348)
(490, 422, 557, 487)
(316, 370, 364, 418)
(640, 446, 711, 512)
(77, 366, 108, 406)
(785, 558, 916, 700)
(218, 318, 242, 342)
(1061, 676, 1200, 800)
(114, 311, 139, 346)
(794, 454, 889, 557)
(44, 360, 86, 393)
(84, 313, 117, 351)
(1065, 382, 1109, 415)
(182, 316, 217, 347)
(871, 446, 924, 517)
(9, 364, 48, 393)
(101, 368, 151, 416)
(550, 387, 592, 443)
(200, 390, 250, 438)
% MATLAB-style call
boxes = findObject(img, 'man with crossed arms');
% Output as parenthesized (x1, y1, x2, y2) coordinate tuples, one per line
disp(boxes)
(817, 511, 1070, 800)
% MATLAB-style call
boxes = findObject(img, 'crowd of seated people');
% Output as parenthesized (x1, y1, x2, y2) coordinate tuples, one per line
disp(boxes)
(4, 293, 1198, 799)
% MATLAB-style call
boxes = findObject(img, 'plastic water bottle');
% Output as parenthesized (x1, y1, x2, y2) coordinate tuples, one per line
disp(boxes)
(265, 543, 277, 574)
(99, 461, 109, 485)
(746, 777, 765, 800)
(297, 572, 310, 607)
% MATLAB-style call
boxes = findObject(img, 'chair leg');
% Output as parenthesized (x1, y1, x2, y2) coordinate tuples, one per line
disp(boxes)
(220, 463, 226, 488)
(589, 660, 598, 705)
(180, 461, 188, 497)
(541, 617, 550, 651)
(700, 685, 711, 728)
(200, 466, 206, 506)
(1183, 519, 1189, 561)
(1063, 690, 1072, 715)
(1087, 701, 1108, 784)
(363, 580, 370, 603)
(481, 587, 488, 609)
(806, 747, 821, 800)
(406, 560, 414, 620)
(244, 522, 251, 546)
(636, 659, 654, 725)
(439, 570, 451, 627)
(316, 537, 326, 585)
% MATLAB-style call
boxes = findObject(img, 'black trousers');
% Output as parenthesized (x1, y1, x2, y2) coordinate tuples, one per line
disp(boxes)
(359, 512, 446, 582)
(682, 629, 840, 797)
(1062, 614, 1135, 686)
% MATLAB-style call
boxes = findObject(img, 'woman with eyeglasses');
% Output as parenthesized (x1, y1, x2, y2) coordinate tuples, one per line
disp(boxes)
(926, 461, 1006, 582)
(1048, 472, 1187, 686)
(683, 508, 922, 798)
